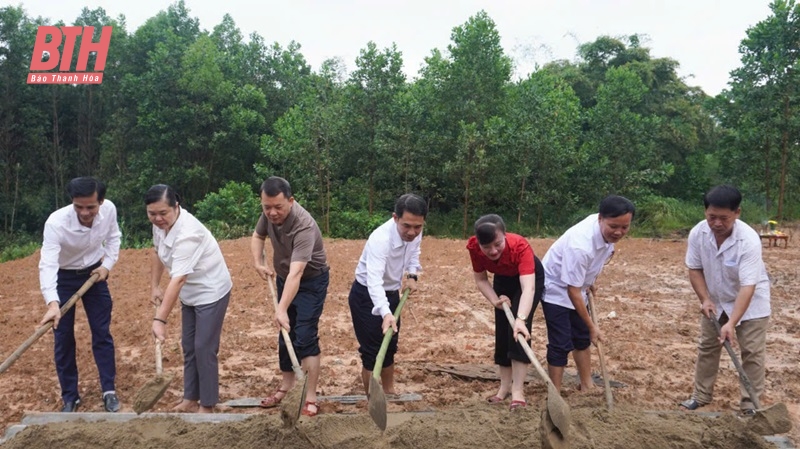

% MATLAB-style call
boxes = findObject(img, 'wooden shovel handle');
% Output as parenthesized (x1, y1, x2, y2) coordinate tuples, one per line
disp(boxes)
(500, 302, 553, 389)
(373, 288, 410, 380)
(0, 273, 100, 374)
(267, 276, 303, 377)
(587, 290, 614, 411)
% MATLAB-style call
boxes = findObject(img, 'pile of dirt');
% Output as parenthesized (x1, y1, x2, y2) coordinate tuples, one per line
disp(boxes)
(2, 402, 775, 449)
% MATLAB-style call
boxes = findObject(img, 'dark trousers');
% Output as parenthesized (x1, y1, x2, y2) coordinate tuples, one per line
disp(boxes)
(348, 281, 401, 371)
(54, 270, 116, 403)
(493, 255, 544, 366)
(276, 271, 328, 372)
(542, 300, 591, 367)
(181, 290, 230, 407)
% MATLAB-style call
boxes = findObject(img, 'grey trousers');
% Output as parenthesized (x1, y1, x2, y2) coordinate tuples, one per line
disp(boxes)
(181, 290, 230, 407)
(692, 314, 768, 410)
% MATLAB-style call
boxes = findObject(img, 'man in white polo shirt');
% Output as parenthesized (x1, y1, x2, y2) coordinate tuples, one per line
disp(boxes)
(541, 195, 635, 393)
(679, 185, 770, 416)
(38, 177, 121, 413)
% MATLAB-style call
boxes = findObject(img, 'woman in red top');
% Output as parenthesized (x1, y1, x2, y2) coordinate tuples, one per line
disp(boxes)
(466, 214, 543, 410)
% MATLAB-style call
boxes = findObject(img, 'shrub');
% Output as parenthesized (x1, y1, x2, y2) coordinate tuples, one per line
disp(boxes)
(194, 181, 261, 240)
(329, 210, 388, 239)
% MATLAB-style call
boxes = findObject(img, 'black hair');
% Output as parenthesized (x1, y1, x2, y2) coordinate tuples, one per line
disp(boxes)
(394, 193, 428, 219)
(598, 195, 635, 219)
(703, 185, 741, 211)
(144, 184, 181, 207)
(260, 176, 293, 198)
(474, 214, 506, 245)
(67, 177, 106, 201)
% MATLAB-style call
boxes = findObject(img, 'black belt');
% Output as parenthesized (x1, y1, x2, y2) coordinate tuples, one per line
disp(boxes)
(354, 280, 397, 296)
(59, 260, 102, 275)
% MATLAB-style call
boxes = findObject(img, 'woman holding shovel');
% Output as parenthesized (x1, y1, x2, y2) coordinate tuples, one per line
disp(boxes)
(466, 214, 543, 411)
(146, 184, 232, 413)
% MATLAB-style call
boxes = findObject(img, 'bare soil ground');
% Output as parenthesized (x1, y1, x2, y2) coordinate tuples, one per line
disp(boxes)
(0, 236, 797, 448)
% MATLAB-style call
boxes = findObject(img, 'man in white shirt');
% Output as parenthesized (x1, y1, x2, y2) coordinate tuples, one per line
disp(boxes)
(541, 195, 634, 393)
(38, 177, 121, 413)
(679, 185, 770, 416)
(348, 194, 426, 396)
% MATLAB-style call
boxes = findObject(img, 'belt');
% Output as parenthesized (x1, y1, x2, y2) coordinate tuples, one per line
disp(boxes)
(354, 280, 397, 296)
(59, 260, 102, 275)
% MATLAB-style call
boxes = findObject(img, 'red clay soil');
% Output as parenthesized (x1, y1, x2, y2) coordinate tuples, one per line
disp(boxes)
(0, 236, 797, 448)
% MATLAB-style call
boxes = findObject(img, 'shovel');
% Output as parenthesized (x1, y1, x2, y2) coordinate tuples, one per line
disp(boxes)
(132, 339, 173, 414)
(709, 316, 791, 434)
(587, 290, 613, 411)
(1, 273, 99, 374)
(501, 302, 570, 449)
(369, 288, 410, 431)
(268, 275, 308, 428)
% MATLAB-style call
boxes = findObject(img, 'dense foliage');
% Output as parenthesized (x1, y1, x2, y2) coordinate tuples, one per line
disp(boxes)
(1, 1, 798, 249)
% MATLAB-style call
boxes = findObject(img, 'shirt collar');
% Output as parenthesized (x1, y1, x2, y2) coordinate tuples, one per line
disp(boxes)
(67, 204, 105, 231)
(592, 217, 611, 251)
(162, 207, 185, 246)
(390, 219, 406, 249)
(276, 202, 298, 231)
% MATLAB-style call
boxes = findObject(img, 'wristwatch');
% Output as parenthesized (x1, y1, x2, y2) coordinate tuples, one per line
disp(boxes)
(406, 273, 418, 281)
(516, 313, 527, 321)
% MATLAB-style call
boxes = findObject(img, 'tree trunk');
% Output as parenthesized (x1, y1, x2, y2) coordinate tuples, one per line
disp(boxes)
(517, 177, 526, 224)
(368, 170, 374, 215)
(764, 136, 771, 213)
(778, 97, 789, 220)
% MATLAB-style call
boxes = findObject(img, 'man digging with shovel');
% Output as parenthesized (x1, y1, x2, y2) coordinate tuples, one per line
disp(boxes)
(679, 185, 773, 418)
(347, 194, 426, 427)
(38, 177, 122, 413)
(251, 176, 329, 418)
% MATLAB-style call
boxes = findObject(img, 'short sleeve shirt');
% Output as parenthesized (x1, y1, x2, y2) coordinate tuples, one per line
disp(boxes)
(542, 213, 614, 309)
(254, 201, 328, 280)
(466, 232, 535, 276)
(152, 208, 232, 306)
(685, 219, 770, 321)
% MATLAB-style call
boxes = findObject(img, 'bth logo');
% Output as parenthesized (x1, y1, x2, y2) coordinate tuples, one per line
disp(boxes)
(28, 26, 112, 85)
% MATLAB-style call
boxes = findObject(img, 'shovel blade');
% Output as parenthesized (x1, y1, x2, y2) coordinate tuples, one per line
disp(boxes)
(279, 374, 307, 428)
(132, 373, 174, 415)
(545, 383, 571, 439)
(368, 376, 387, 431)
(746, 402, 793, 435)
(540, 406, 570, 449)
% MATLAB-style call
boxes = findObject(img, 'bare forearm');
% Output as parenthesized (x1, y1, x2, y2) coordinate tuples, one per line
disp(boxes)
(727, 285, 756, 326)
(250, 233, 266, 266)
(150, 251, 164, 290)
(688, 269, 711, 303)
(278, 270, 303, 310)
(156, 275, 186, 321)
(567, 285, 593, 326)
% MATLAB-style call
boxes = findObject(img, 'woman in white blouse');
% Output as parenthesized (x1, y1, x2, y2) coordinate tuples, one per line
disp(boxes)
(145, 184, 232, 413)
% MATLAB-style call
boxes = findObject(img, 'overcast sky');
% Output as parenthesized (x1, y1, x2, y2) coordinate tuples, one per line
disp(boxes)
(15, 0, 774, 96)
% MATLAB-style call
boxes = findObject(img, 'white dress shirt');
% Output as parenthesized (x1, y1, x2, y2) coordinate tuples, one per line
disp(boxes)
(542, 213, 614, 309)
(39, 200, 122, 304)
(355, 217, 422, 318)
(152, 207, 232, 306)
(686, 219, 770, 321)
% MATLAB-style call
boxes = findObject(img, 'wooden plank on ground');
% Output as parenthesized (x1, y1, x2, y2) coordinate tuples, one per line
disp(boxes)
(222, 392, 423, 408)
(424, 363, 626, 388)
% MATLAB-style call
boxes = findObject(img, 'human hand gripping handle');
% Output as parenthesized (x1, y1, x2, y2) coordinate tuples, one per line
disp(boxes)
(373, 288, 410, 381)
(268, 275, 303, 378)
(709, 315, 761, 410)
(3, 273, 100, 374)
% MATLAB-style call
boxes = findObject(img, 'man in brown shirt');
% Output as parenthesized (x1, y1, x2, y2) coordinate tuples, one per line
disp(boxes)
(251, 176, 329, 417)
